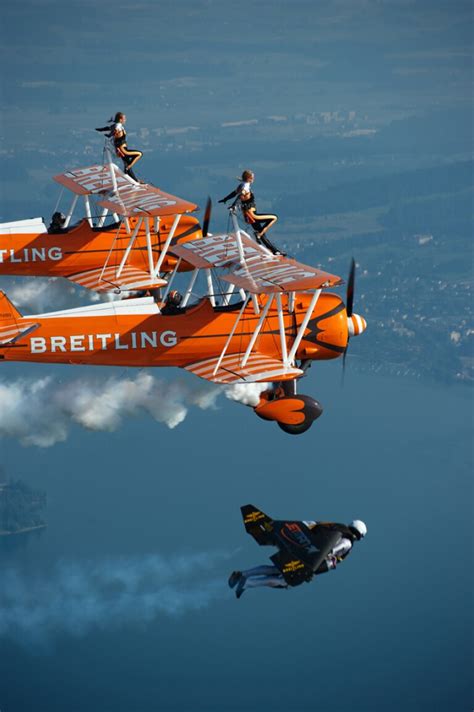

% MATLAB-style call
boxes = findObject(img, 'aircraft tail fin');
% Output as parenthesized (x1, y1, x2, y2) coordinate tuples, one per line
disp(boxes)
(0, 291, 39, 346)
(240, 504, 275, 546)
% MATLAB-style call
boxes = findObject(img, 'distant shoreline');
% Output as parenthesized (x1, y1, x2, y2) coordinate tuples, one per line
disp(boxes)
(0, 524, 46, 537)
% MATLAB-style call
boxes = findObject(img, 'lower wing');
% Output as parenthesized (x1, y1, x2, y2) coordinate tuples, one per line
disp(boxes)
(183, 352, 303, 384)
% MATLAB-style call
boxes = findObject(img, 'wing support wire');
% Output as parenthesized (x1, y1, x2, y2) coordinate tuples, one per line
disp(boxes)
(287, 288, 321, 365)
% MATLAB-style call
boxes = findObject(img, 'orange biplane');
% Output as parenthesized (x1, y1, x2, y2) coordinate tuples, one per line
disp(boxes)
(0, 209, 367, 434)
(0, 161, 204, 295)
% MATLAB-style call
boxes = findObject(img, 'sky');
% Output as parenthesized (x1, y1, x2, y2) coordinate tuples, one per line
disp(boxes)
(0, 1, 472, 711)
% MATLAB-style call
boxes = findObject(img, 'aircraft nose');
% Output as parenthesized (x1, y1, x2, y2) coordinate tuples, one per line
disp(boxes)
(347, 313, 367, 337)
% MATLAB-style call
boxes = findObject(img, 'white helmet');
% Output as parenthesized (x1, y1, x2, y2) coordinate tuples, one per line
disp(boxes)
(350, 520, 367, 539)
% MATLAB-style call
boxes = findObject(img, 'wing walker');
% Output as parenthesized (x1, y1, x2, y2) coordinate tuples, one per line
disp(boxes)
(0, 147, 367, 434)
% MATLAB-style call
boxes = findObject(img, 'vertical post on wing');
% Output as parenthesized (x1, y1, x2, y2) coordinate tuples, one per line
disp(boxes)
(144, 218, 155, 278)
(287, 289, 321, 365)
(275, 292, 288, 365)
(241, 293, 274, 368)
(213, 295, 250, 377)
(104, 143, 119, 195)
(182, 268, 199, 307)
(153, 213, 181, 277)
(83, 195, 93, 227)
(288, 291, 295, 313)
(116, 217, 143, 279)
(230, 209, 246, 264)
(161, 258, 182, 302)
(63, 195, 78, 228)
(97, 207, 109, 228)
(206, 270, 216, 307)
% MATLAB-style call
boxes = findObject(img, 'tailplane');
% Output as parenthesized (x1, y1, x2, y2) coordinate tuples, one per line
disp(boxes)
(240, 504, 275, 546)
(0, 291, 39, 346)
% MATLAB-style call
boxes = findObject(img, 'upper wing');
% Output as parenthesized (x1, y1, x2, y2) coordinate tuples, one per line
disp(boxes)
(183, 353, 303, 384)
(170, 233, 342, 293)
(54, 164, 197, 216)
(241, 504, 275, 546)
(66, 265, 167, 294)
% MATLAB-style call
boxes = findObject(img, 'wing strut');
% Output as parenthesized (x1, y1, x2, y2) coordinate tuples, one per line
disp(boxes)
(287, 288, 321, 364)
(276, 292, 288, 365)
(241, 294, 274, 367)
(153, 213, 181, 277)
(116, 217, 143, 279)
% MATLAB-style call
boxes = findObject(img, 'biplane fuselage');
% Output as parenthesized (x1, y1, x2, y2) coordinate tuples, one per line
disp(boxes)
(0, 214, 200, 278)
(0, 292, 348, 372)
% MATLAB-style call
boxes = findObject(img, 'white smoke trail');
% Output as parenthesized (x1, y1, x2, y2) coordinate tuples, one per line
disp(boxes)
(0, 551, 231, 643)
(225, 382, 269, 407)
(0, 372, 221, 447)
(0, 373, 271, 447)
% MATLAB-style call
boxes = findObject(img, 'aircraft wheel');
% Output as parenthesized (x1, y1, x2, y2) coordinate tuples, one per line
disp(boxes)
(277, 419, 314, 435)
(276, 395, 323, 435)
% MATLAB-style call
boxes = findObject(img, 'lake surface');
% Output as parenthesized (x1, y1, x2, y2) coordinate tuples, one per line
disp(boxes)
(0, 366, 471, 712)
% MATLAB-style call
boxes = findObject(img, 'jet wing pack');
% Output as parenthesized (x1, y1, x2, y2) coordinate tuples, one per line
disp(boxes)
(241, 504, 342, 586)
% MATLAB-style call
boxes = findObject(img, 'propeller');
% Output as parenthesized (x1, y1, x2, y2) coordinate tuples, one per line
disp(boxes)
(342, 258, 356, 380)
(202, 196, 212, 238)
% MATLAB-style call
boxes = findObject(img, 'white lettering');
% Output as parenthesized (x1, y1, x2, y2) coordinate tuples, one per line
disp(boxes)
(70, 335, 85, 351)
(50, 336, 67, 352)
(48, 247, 63, 261)
(10, 250, 21, 263)
(28, 330, 178, 354)
(160, 330, 177, 347)
(0, 249, 7, 263)
(140, 332, 157, 348)
(30, 337, 46, 353)
(96, 334, 111, 350)
(31, 248, 46, 262)
(114, 333, 128, 350)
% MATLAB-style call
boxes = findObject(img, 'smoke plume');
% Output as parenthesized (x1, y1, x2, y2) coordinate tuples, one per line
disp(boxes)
(0, 373, 220, 447)
(0, 373, 271, 447)
(0, 551, 230, 643)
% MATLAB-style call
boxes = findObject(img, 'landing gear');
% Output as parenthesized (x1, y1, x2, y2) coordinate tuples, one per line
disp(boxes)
(254, 380, 323, 435)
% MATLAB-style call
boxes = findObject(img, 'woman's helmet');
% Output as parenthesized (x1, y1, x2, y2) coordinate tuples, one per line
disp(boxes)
(349, 520, 367, 540)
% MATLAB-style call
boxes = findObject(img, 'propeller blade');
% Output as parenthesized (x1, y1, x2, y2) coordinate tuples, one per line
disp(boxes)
(346, 257, 355, 318)
(341, 346, 348, 385)
(202, 196, 212, 238)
